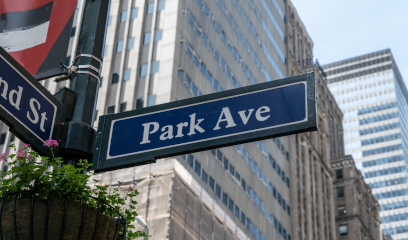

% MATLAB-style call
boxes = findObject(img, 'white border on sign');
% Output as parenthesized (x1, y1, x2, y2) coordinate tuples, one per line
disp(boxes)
(106, 81, 308, 159)
(0, 55, 57, 143)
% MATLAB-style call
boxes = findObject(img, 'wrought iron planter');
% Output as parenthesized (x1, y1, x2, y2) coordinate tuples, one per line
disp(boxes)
(0, 191, 127, 240)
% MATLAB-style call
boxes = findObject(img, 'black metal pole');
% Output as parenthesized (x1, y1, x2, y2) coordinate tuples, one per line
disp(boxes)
(61, 0, 110, 165)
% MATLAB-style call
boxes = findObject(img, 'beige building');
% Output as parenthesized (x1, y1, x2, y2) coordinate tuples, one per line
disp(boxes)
(331, 155, 382, 240)
(287, 3, 340, 240)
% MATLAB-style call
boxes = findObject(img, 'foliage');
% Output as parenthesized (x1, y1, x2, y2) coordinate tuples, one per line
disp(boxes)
(0, 142, 147, 239)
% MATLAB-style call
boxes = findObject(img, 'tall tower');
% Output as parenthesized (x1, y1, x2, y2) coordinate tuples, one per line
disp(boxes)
(324, 49, 408, 239)
(33, 0, 292, 239)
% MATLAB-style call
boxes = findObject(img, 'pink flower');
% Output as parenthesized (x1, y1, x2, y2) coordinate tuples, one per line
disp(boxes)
(43, 140, 58, 148)
(22, 144, 30, 149)
(17, 149, 30, 159)
(0, 152, 7, 161)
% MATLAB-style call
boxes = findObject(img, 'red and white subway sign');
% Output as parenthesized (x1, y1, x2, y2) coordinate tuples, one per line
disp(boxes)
(0, 0, 76, 79)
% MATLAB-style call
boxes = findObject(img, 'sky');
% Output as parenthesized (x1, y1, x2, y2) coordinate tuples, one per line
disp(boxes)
(290, 0, 408, 83)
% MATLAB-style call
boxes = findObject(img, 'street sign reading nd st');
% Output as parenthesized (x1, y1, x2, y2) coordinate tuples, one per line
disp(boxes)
(93, 73, 317, 172)
(0, 47, 66, 157)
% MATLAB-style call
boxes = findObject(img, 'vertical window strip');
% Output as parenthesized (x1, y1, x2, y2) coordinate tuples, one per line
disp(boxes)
(185, 6, 262, 84)
(255, 141, 290, 187)
(233, 145, 291, 216)
(183, 153, 291, 240)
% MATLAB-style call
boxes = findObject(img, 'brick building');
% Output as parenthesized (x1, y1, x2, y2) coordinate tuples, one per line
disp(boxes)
(331, 155, 381, 240)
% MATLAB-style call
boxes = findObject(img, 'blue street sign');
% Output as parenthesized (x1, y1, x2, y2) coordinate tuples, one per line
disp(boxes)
(0, 47, 66, 157)
(93, 73, 317, 172)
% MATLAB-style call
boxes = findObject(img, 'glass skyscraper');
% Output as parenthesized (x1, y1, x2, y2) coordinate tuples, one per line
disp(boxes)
(324, 49, 408, 239)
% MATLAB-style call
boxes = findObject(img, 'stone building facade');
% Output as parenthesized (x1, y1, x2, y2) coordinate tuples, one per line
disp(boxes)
(286, 3, 341, 240)
(331, 155, 381, 240)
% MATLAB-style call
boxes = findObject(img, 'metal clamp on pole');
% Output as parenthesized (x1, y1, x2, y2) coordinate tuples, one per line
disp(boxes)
(60, 0, 110, 165)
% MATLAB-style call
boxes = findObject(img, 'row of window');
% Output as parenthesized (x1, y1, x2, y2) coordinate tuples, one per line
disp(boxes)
(374, 188, 408, 200)
(119, 7, 139, 23)
(328, 64, 393, 85)
(113, 29, 162, 54)
(359, 112, 398, 125)
(178, 70, 202, 97)
(255, 141, 290, 187)
(339, 92, 396, 111)
(358, 101, 397, 116)
(383, 225, 408, 236)
(369, 177, 407, 189)
(362, 144, 402, 157)
(326, 56, 391, 77)
(362, 154, 404, 168)
(220, 0, 284, 78)
(359, 122, 400, 137)
(109, 61, 160, 84)
(329, 71, 394, 94)
(363, 165, 406, 178)
(180, 41, 224, 93)
(381, 199, 408, 211)
(234, 145, 290, 215)
(104, 95, 156, 115)
(334, 81, 394, 102)
(272, 138, 290, 161)
(250, 0, 285, 44)
(187, 4, 263, 84)
(0, 133, 15, 145)
(211, 148, 290, 215)
(182, 153, 291, 240)
(361, 133, 401, 146)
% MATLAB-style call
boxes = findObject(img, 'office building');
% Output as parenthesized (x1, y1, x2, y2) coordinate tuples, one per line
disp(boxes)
(286, 3, 340, 240)
(331, 155, 381, 240)
(0, 0, 293, 239)
(324, 49, 408, 239)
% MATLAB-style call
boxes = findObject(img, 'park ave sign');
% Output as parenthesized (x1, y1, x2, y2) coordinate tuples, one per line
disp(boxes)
(93, 73, 317, 172)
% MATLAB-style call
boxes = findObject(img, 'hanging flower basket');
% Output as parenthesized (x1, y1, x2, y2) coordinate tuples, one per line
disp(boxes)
(0, 141, 147, 240)
(0, 191, 126, 240)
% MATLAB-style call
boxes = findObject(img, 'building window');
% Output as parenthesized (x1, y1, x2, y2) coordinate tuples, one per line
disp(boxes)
(127, 38, 135, 49)
(336, 169, 343, 179)
(131, 8, 138, 19)
(120, 11, 128, 22)
(94, 110, 98, 123)
(136, 98, 144, 109)
(154, 29, 163, 42)
(151, 61, 160, 74)
(116, 41, 124, 53)
(147, 95, 156, 107)
(139, 64, 148, 77)
(71, 27, 76, 37)
(65, 56, 71, 66)
(102, 45, 108, 57)
(9, 134, 15, 142)
(2, 165, 8, 173)
(209, 176, 215, 191)
(201, 170, 208, 184)
(146, 3, 154, 14)
(338, 205, 346, 216)
(76, 0, 81, 9)
(158, 0, 165, 11)
(339, 225, 348, 236)
(0, 133, 7, 144)
(337, 187, 345, 198)
(106, 105, 115, 114)
(111, 72, 119, 84)
(107, 15, 112, 26)
(119, 103, 127, 113)
(123, 69, 131, 81)
(143, 32, 151, 45)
